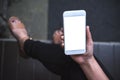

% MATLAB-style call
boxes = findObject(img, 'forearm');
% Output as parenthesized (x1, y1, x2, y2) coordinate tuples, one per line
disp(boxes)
(80, 57, 109, 80)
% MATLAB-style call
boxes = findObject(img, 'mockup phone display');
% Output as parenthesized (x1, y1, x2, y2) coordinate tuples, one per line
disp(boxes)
(63, 10, 86, 55)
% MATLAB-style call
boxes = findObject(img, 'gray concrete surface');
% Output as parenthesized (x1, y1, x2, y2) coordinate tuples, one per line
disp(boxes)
(8, 0, 48, 40)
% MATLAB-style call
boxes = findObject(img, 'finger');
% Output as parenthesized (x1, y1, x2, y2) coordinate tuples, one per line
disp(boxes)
(61, 35, 64, 40)
(59, 30, 63, 35)
(55, 29, 63, 35)
(86, 26, 93, 44)
(61, 42, 64, 48)
(53, 30, 61, 37)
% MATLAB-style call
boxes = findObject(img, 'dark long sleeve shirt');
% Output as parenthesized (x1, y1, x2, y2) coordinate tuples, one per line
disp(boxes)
(24, 39, 113, 80)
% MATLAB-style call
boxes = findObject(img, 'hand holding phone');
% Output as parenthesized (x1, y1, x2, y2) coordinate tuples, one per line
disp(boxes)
(63, 10, 86, 55)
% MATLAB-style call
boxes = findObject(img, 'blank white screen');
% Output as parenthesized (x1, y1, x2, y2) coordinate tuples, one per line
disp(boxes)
(64, 16, 85, 51)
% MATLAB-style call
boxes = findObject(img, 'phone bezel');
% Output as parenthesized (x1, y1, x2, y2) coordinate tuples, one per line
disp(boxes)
(63, 10, 86, 55)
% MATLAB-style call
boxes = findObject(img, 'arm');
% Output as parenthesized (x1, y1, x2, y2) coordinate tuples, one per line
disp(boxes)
(55, 26, 109, 80)
(79, 57, 109, 80)
(71, 26, 109, 80)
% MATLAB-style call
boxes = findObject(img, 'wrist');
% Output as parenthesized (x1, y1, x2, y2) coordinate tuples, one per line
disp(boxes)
(79, 56, 95, 66)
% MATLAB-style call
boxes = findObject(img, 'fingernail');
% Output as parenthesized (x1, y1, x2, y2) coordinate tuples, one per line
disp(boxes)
(86, 25, 89, 28)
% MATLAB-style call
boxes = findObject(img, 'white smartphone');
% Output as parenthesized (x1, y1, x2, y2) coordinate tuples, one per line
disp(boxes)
(63, 10, 86, 55)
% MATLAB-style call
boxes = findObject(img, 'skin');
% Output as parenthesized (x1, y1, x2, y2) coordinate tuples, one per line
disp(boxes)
(8, 16, 29, 57)
(53, 26, 109, 80)
(8, 16, 109, 80)
(52, 28, 63, 44)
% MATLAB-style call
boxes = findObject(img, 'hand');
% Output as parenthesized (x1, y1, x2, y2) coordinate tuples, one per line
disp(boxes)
(52, 28, 63, 44)
(70, 26, 94, 65)
(52, 26, 94, 64)
(61, 26, 94, 65)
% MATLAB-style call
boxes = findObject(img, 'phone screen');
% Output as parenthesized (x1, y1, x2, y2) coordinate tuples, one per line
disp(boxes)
(64, 13, 86, 55)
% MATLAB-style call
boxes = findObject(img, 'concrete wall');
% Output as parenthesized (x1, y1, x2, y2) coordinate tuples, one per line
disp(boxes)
(8, 0, 48, 40)
(48, 0, 120, 41)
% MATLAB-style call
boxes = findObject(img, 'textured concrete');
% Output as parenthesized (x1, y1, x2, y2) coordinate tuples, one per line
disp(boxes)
(8, 0, 48, 40)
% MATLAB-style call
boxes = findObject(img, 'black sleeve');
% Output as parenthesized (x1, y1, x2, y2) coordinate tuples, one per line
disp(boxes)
(24, 39, 72, 64)
(24, 39, 72, 75)
(24, 39, 114, 80)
